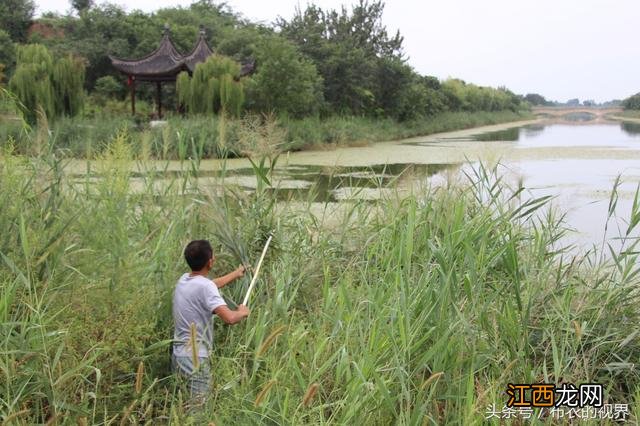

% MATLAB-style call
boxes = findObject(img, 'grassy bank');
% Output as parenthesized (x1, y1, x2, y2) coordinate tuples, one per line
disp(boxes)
(282, 110, 533, 149)
(0, 110, 532, 160)
(611, 110, 640, 121)
(1, 131, 638, 424)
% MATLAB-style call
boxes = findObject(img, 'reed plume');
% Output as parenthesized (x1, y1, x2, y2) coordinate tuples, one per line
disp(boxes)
(119, 400, 137, 426)
(302, 383, 319, 407)
(257, 325, 286, 357)
(135, 361, 144, 394)
(2, 409, 30, 424)
(420, 372, 444, 390)
(254, 379, 277, 407)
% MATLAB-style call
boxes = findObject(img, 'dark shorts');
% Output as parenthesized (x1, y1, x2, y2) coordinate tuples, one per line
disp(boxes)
(171, 354, 211, 404)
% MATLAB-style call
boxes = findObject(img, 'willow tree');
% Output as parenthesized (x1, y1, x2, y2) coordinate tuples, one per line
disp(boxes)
(9, 44, 55, 122)
(52, 55, 85, 117)
(176, 71, 191, 113)
(9, 44, 85, 123)
(176, 55, 244, 116)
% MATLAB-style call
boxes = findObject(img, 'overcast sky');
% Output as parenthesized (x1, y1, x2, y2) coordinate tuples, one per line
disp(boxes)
(35, 0, 640, 102)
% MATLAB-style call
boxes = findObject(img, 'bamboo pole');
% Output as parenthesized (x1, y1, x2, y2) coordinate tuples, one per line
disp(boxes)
(242, 235, 272, 306)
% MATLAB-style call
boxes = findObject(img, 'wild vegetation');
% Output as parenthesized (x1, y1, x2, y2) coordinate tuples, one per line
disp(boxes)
(1, 113, 640, 424)
(0, 108, 531, 159)
(8, 44, 84, 123)
(2, 1, 639, 425)
(622, 93, 640, 111)
(615, 110, 640, 122)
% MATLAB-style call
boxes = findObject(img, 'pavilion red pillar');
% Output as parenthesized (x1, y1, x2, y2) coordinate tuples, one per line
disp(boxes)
(129, 75, 136, 116)
(156, 82, 162, 119)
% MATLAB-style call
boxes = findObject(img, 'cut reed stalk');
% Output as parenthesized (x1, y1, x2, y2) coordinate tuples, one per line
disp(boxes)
(189, 322, 199, 370)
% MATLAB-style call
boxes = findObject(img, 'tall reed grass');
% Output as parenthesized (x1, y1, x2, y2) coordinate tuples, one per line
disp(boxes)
(0, 126, 638, 425)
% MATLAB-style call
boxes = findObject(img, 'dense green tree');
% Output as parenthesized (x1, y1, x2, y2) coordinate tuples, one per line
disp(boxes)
(440, 79, 520, 112)
(320, 42, 377, 114)
(396, 77, 449, 119)
(0, 0, 35, 42)
(0, 30, 16, 85)
(498, 87, 523, 112)
(279, 1, 405, 115)
(622, 93, 640, 110)
(441, 79, 466, 111)
(418, 76, 449, 115)
(524, 93, 547, 106)
(0, 30, 16, 78)
(374, 57, 416, 119)
(216, 25, 269, 60)
(278, 1, 525, 118)
(246, 36, 323, 117)
(324, 1, 404, 59)
(277, 4, 329, 62)
(422, 75, 441, 90)
(70, 0, 94, 15)
(94, 75, 123, 99)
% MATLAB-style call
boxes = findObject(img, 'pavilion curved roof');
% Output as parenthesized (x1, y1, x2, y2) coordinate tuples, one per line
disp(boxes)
(110, 25, 255, 82)
(183, 30, 214, 72)
(109, 26, 188, 81)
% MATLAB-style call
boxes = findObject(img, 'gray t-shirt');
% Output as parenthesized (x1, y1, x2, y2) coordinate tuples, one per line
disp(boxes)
(172, 273, 227, 358)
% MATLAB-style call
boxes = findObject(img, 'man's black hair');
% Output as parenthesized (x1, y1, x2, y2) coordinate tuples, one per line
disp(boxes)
(184, 240, 213, 271)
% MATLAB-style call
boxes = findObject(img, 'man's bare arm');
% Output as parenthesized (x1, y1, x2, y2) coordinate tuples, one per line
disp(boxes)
(213, 265, 245, 288)
(214, 304, 250, 324)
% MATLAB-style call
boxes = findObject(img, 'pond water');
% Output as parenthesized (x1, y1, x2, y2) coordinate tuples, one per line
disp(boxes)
(211, 119, 640, 252)
(465, 122, 640, 253)
(70, 118, 640, 253)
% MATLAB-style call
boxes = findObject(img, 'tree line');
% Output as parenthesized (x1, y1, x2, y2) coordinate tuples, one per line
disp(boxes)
(1, 0, 527, 122)
(523, 93, 623, 108)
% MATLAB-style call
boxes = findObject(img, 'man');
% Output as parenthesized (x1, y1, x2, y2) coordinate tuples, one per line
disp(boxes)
(172, 239, 250, 406)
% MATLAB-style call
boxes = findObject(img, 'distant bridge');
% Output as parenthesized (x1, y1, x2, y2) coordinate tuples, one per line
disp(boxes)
(532, 107, 622, 123)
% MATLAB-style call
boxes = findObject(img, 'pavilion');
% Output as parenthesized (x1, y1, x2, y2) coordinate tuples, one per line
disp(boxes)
(109, 25, 254, 118)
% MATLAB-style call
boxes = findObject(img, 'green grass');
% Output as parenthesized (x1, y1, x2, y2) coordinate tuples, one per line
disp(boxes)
(612, 110, 640, 119)
(1, 128, 638, 425)
(0, 110, 533, 160)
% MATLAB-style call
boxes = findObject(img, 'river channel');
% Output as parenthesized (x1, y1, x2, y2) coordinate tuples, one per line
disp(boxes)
(72, 118, 640, 253)
(209, 119, 640, 253)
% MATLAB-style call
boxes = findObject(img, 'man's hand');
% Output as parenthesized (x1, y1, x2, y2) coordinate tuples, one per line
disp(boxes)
(214, 265, 248, 289)
(234, 265, 247, 279)
(236, 304, 250, 318)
